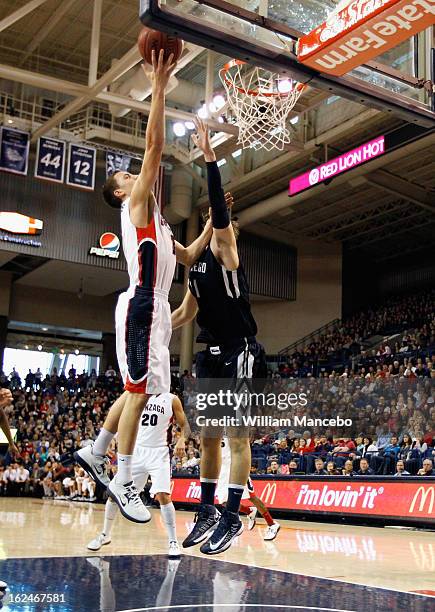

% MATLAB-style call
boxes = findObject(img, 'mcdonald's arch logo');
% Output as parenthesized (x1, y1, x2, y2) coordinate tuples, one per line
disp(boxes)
(260, 482, 277, 505)
(409, 486, 435, 515)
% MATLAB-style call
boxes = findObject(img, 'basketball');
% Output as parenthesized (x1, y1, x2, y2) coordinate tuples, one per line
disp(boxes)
(138, 27, 184, 65)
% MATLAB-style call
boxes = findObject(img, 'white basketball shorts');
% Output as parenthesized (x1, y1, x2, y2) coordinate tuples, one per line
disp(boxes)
(115, 286, 172, 394)
(131, 445, 171, 497)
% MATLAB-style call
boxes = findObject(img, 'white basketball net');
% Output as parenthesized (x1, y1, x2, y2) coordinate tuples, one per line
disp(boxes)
(219, 60, 305, 151)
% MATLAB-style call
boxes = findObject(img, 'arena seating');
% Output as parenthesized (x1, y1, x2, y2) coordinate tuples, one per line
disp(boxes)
(0, 290, 433, 500)
(278, 289, 434, 376)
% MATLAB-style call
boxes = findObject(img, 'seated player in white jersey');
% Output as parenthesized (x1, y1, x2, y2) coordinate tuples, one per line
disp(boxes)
(216, 438, 280, 541)
(74, 51, 212, 523)
(172, 118, 267, 555)
(87, 393, 185, 558)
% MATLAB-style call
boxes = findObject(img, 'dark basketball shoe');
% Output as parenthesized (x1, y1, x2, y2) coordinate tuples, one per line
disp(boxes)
(182, 504, 221, 548)
(200, 510, 243, 555)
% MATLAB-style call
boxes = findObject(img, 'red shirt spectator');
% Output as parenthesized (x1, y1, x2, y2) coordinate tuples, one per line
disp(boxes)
(332, 439, 356, 457)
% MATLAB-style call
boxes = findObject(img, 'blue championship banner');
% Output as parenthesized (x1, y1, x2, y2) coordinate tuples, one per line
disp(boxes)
(106, 151, 132, 178)
(35, 137, 66, 183)
(0, 127, 30, 175)
(66, 143, 96, 190)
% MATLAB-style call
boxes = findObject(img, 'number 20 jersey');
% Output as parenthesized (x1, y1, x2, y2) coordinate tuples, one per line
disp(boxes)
(135, 392, 175, 448)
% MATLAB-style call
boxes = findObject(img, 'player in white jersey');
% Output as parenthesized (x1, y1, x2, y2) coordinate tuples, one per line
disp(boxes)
(75, 51, 212, 524)
(87, 393, 185, 558)
(216, 438, 280, 541)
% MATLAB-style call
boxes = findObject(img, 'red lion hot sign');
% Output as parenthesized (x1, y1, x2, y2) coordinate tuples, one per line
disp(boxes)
(171, 478, 435, 522)
(298, 0, 435, 76)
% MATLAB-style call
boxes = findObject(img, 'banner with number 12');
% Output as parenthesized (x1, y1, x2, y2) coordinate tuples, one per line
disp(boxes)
(35, 137, 66, 183)
(66, 143, 96, 191)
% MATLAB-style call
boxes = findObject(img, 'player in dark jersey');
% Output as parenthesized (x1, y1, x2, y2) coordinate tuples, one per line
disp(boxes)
(172, 118, 266, 555)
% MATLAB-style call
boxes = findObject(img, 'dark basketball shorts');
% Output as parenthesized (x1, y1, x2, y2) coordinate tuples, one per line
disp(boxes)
(195, 337, 267, 380)
(195, 337, 267, 438)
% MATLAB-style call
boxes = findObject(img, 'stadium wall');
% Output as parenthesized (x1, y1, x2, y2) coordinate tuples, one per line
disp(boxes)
(0, 166, 124, 269)
(9, 284, 117, 333)
(0, 271, 12, 316)
(250, 239, 342, 354)
(343, 249, 434, 317)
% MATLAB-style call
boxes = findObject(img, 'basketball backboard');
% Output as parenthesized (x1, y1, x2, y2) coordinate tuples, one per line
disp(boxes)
(139, 0, 435, 126)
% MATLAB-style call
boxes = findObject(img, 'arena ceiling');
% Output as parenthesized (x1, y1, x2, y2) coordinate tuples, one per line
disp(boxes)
(0, 0, 434, 272)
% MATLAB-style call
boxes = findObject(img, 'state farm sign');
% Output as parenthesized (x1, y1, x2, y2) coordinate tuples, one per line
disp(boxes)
(171, 477, 435, 524)
(298, 0, 435, 76)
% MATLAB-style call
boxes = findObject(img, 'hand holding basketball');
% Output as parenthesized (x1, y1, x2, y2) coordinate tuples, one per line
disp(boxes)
(142, 49, 177, 92)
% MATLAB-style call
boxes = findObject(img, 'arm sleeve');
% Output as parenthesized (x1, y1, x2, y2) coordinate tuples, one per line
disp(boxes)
(206, 161, 230, 229)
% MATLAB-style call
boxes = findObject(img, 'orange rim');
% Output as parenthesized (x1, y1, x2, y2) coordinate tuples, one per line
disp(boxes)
(220, 59, 306, 97)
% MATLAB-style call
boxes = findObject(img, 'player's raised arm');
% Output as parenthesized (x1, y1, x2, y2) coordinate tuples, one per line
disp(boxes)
(171, 289, 198, 330)
(175, 217, 213, 266)
(192, 118, 239, 270)
(129, 50, 177, 227)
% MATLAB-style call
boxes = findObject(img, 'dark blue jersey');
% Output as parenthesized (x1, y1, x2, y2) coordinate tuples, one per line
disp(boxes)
(188, 245, 257, 345)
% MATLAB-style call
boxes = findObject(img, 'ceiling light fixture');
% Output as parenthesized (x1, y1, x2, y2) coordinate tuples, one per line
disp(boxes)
(173, 122, 186, 137)
(277, 79, 293, 94)
(197, 104, 208, 119)
(213, 94, 226, 110)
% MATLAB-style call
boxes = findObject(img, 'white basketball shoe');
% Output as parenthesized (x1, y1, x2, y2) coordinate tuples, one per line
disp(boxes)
(107, 479, 151, 524)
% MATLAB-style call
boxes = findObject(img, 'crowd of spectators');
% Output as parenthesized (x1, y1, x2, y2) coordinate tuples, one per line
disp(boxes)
(176, 372, 435, 477)
(0, 290, 434, 502)
(277, 290, 434, 377)
(0, 366, 122, 501)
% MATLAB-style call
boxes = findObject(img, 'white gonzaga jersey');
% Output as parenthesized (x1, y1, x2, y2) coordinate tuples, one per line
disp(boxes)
(121, 196, 176, 292)
(136, 393, 175, 447)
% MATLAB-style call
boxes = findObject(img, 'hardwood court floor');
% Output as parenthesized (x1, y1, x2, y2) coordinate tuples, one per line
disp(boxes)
(1, 497, 434, 610)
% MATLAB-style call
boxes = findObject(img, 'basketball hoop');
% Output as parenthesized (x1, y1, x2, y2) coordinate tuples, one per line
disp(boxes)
(219, 60, 306, 151)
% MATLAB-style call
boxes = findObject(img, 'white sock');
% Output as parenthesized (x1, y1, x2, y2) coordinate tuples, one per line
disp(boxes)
(115, 454, 132, 484)
(103, 498, 118, 537)
(160, 502, 177, 542)
(92, 428, 114, 457)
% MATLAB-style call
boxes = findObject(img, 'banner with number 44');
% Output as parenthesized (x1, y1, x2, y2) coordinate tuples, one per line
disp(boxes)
(35, 137, 66, 183)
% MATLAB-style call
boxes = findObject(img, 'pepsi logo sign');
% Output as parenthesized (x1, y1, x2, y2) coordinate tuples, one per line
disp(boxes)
(89, 232, 120, 259)
(99, 232, 120, 252)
